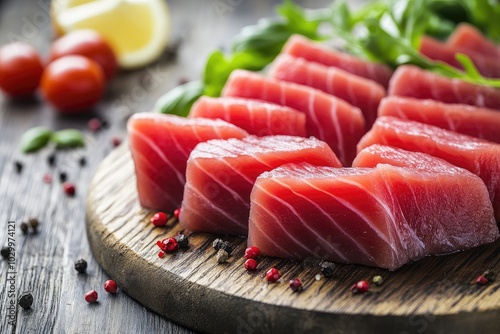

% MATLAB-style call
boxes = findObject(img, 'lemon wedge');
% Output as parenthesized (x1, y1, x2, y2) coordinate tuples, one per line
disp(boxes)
(51, 0, 94, 36)
(54, 0, 170, 69)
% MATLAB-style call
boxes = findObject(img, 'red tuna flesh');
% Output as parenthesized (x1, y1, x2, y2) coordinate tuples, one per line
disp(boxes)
(189, 96, 306, 137)
(447, 23, 500, 58)
(388, 65, 500, 110)
(357, 116, 500, 220)
(180, 135, 342, 236)
(282, 35, 393, 88)
(419, 36, 500, 78)
(379, 96, 500, 143)
(128, 113, 248, 212)
(222, 70, 365, 166)
(269, 54, 386, 129)
(248, 163, 498, 270)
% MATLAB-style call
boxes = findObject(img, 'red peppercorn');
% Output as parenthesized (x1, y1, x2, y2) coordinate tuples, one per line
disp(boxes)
(289, 278, 303, 292)
(158, 251, 165, 258)
(244, 246, 260, 259)
(43, 173, 52, 184)
(63, 182, 76, 196)
(351, 280, 370, 294)
(266, 268, 280, 282)
(162, 237, 179, 253)
(244, 258, 258, 271)
(476, 275, 489, 285)
(84, 290, 98, 303)
(156, 240, 166, 251)
(150, 212, 168, 227)
(104, 280, 118, 294)
(88, 118, 102, 132)
(174, 208, 181, 219)
(111, 136, 122, 147)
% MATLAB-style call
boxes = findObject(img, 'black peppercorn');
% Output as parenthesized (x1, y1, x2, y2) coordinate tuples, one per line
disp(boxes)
(20, 222, 29, 234)
(47, 153, 56, 167)
(79, 157, 87, 167)
(319, 261, 336, 277)
(28, 218, 39, 231)
(59, 172, 67, 182)
(18, 292, 33, 310)
(212, 238, 233, 255)
(1, 247, 10, 259)
(483, 270, 496, 281)
(14, 161, 23, 173)
(175, 234, 189, 248)
(101, 119, 110, 129)
(74, 259, 88, 273)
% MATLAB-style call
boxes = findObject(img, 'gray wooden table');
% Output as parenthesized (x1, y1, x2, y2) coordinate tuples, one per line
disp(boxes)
(0, 0, 335, 333)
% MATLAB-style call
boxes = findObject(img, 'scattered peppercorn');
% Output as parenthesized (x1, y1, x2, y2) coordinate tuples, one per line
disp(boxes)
(43, 173, 53, 184)
(351, 280, 370, 294)
(1, 247, 11, 259)
(483, 270, 496, 281)
(244, 258, 258, 271)
(476, 275, 489, 285)
(79, 157, 87, 167)
(18, 292, 34, 310)
(28, 218, 39, 231)
(158, 251, 165, 258)
(212, 239, 233, 255)
(101, 119, 110, 129)
(319, 261, 336, 277)
(63, 182, 76, 196)
(14, 161, 23, 173)
(160, 237, 178, 253)
(111, 137, 122, 147)
(173, 208, 181, 220)
(84, 290, 98, 303)
(372, 275, 384, 286)
(104, 280, 118, 294)
(74, 259, 88, 273)
(175, 234, 189, 248)
(59, 172, 67, 182)
(289, 278, 303, 292)
(244, 246, 260, 260)
(47, 153, 56, 166)
(20, 222, 29, 234)
(266, 268, 280, 282)
(216, 249, 229, 263)
(88, 118, 102, 132)
(150, 212, 168, 227)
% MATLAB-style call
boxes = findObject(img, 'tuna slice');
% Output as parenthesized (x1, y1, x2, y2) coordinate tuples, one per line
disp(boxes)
(419, 36, 500, 78)
(282, 35, 393, 88)
(222, 70, 365, 166)
(447, 23, 500, 58)
(179, 135, 342, 236)
(128, 113, 248, 212)
(379, 96, 500, 143)
(189, 96, 306, 137)
(357, 116, 500, 220)
(388, 65, 500, 110)
(269, 54, 386, 129)
(248, 163, 498, 270)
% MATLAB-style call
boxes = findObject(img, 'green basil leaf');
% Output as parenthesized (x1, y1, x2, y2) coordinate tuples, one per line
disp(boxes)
(20, 127, 53, 153)
(52, 129, 85, 149)
(156, 80, 204, 117)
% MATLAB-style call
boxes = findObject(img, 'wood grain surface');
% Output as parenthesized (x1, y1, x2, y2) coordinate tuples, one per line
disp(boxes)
(87, 144, 500, 334)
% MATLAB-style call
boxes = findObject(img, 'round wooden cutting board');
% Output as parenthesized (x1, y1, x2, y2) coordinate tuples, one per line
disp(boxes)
(86, 145, 500, 334)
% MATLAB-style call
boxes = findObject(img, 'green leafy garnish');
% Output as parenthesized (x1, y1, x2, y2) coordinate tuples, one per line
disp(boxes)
(52, 129, 85, 149)
(20, 127, 53, 153)
(155, 81, 204, 117)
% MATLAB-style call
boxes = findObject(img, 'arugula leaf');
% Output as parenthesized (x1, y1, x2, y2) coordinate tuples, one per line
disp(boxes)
(20, 127, 53, 153)
(52, 129, 85, 149)
(156, 81, 204, 117)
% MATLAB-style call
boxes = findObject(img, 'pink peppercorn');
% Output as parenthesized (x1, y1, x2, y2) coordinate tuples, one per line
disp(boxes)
(104, 280, 118, 294)
(244, 246, 260, 259)
(84, 290, 98, 303)
(266, 268, 280, 282)
(150, 212, 168, 227)
(244, 258, 258, 271)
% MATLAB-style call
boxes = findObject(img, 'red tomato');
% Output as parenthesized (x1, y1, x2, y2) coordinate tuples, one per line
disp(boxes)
(0, 42, 44, 97)
(41, 55, 105, 113)
(50, 30, 118, 81)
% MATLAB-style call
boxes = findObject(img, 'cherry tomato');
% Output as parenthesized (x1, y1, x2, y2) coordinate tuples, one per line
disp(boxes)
(41, 55, 105, 113)
(50, 30, 118, 81)
(0, 42, 44, 97)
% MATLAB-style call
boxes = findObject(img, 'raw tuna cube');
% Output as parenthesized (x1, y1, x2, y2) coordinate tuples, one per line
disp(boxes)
(248, 162, 498, 270)
(128, 113, 248, 212)
(388, 65, 500, 110)
(419, 36, 500, 78)
(282, 35, 393, 88)
(447, 23, 500, 58)
(180, 135, 342, 236)
(222, 70, 365, 166)
(269, 54, 386, 129)
(357, 116, 500, 220)
(189, 96, 306, 137)
(379, 97, 500, 143)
